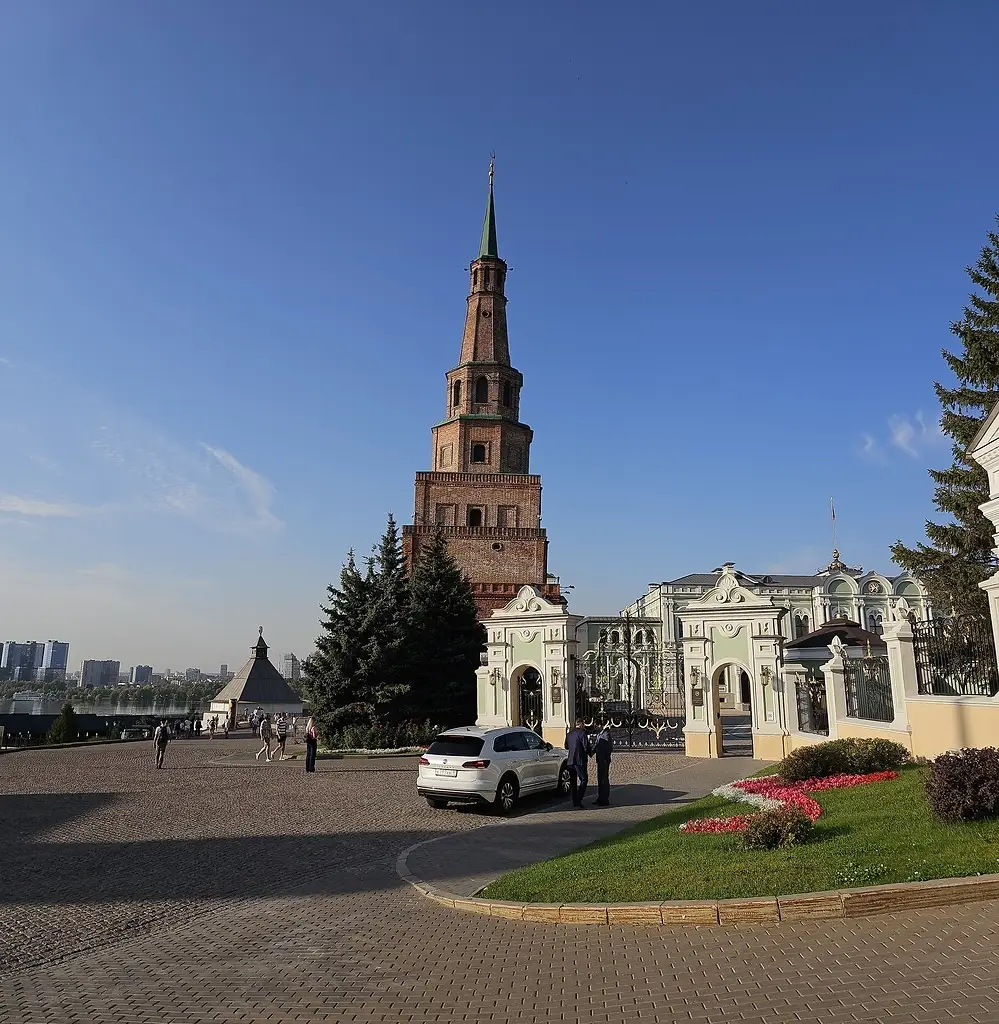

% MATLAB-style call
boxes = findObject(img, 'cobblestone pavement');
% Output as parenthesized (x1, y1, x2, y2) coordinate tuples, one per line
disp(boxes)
(2, 739, 999, 1023)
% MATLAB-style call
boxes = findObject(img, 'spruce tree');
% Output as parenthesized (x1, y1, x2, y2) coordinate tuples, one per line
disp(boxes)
(405, 529, 486, 725)
(361, 513, 411, 725)
(48, 702, 80, 744)
(300, 550, 374, 738)
(892, 215, 999, 616)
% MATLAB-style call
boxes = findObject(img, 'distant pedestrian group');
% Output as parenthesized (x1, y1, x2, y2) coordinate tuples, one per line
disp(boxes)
(565, 717, 613, 809)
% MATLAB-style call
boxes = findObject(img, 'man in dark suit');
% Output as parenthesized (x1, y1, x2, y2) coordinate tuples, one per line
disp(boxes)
(565, 717, 592, 809)
(592, 726, 613, 806)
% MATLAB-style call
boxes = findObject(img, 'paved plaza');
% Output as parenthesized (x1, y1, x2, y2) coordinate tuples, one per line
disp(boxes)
(2, 737, 999, 1023)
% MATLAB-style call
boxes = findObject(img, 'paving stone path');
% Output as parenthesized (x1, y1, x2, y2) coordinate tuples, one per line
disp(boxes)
(2, 738, 998, 1023)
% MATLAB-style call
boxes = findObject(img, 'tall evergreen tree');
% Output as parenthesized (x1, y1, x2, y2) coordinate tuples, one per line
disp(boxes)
(892, 215, 999, 616)
(300, 550, 374, 737)
(404, 529, 486, 725)
(361, 513, 411, 724)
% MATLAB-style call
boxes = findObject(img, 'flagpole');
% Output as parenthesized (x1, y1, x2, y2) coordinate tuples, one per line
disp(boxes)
(830, 497, 838, 555)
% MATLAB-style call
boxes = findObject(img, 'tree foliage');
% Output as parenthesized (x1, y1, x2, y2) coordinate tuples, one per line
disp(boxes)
(47, 703, 80, 744)
(892, 215, 999, 616)
(403, 528, 486, 725)
(302, 517, 485, 743)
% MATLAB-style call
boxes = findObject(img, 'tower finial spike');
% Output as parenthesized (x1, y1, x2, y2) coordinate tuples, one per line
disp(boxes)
(478, 155, 498, 258)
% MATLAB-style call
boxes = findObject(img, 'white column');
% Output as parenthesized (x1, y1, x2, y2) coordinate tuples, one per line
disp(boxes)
(822, 637, 850, 732)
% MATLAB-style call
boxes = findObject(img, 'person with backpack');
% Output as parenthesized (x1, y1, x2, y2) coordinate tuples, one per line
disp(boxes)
(153, 719, 170, 769)
(256, 714, 274, 762)
(275, 713, 289, 760)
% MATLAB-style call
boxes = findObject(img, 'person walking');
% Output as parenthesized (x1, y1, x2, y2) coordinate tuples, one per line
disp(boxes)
(304, 716, 318, 773)
(592, 725, 613, 807)
(275, 713, 289, 760)
(256, 714, 274, 761)
(291, 715, 299, 743)
(565, 717, 591, 809)
(153, 719, 170, 769)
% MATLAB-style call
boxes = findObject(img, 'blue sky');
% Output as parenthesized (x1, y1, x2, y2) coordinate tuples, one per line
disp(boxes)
(1, 2, 997, 671)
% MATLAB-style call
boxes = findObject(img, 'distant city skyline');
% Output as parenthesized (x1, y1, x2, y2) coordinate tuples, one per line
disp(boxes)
(2, 5, 998, 664)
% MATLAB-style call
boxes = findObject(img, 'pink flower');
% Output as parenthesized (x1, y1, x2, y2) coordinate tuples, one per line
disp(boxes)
(680, 770, 899, 835)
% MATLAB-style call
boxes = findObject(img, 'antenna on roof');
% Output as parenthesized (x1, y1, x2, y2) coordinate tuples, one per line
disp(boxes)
(830, 497, 838, 560)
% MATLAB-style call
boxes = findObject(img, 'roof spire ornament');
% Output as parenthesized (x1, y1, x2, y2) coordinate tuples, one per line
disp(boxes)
(478, 153, 498, 259)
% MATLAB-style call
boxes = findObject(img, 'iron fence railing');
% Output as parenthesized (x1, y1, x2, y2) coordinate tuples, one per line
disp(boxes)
(844, 654, 894, 722)
(912, 614, 999, 697)
(795, 676, 829, 735)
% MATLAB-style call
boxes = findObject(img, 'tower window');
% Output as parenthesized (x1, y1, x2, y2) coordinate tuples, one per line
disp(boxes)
(474, 376, 488, 404)
(471, 443, 487, 464)
(467, 507, 484, 528)
(452, 380, 461, 407)
(502, 381, 513, 406)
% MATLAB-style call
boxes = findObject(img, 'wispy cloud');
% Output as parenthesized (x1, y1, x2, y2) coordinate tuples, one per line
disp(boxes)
(203, 445, 282, 533)
(0, 494, 89, 518)
(859, 410, 946, 463)
(87, 420, 283, 535)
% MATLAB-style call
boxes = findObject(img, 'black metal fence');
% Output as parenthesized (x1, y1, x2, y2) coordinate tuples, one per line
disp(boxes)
(574, 692, 685, 749)
(795, 676, 829, 735)
(844, 654, 894, 722)
(912, 614, 999, 697)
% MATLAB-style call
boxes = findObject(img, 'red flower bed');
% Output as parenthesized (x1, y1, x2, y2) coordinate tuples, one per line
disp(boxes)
(680, 770, 899, 834)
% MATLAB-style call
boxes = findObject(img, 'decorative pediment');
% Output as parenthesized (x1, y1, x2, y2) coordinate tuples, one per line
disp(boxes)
(490, 584, 565, 619)
(684, 569, 778, 611)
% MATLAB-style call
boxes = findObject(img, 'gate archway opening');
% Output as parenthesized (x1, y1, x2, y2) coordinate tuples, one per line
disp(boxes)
(711, 662, 754, 756)
(513, 666, 544, 735)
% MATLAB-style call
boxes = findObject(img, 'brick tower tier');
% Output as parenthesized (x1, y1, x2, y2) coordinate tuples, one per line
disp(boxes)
(402, 162, 561, 619)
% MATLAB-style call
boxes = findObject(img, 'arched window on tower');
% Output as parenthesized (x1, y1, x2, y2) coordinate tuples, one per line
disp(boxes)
(502, 381, 513, 407)
(471, 443, 487, 464)
(868, 611, 884, 636)
(474, 377, 489, 404)
(452, 380, 461, 407)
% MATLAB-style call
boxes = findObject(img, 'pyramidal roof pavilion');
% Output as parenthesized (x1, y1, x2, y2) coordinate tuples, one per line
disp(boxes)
(211, 628, 303, 710)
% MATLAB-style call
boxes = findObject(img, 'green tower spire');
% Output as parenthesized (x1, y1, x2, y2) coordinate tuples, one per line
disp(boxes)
(478, 155, 498, 258)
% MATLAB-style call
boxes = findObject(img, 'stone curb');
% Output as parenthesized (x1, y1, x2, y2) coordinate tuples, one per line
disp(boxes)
(396, 838, 999, 925)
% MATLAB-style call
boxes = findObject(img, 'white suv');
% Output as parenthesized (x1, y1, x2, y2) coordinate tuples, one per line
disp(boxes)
(418, 726, 570, 814)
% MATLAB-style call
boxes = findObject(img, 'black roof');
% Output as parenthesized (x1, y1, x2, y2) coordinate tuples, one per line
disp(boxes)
(784, 618, 887, 650)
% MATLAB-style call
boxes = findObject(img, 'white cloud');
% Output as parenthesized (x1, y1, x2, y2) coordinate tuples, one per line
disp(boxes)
(859, 410, 946, 463)
(87, 421, 283, 535)
(0, 494, 88, 518)
(202, 445, 282, 533)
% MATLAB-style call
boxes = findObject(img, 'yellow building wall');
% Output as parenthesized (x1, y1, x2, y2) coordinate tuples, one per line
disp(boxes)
(905, 699, 999, 758)
(835, 720, 913, 751)
(752, 733, 790, 761)
(789, 732, 829, 752)
(542, 726, 566, 747)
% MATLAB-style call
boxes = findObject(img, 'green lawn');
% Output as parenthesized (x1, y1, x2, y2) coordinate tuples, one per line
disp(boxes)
(481, 767, 999, 903)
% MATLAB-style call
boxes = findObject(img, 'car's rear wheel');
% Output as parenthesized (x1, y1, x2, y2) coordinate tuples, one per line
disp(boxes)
(556, 762, 571, 796)
(493, 774, 519, 815)
(426, 797, 448, 809)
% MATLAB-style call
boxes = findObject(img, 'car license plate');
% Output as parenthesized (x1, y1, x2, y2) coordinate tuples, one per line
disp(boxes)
(435, 768, 457, 777)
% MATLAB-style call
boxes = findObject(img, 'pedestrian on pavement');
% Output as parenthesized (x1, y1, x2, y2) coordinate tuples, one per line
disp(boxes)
(194, 718, 202, 739)
(592, 726, 613, 807)
(565, 717, 592, 809)
(304, 716, 318, 773)
(291, 715, 299, 743)
(256, 714, 274, 761)
(153, 719, 170, 769)
(275, 713, 289, 760)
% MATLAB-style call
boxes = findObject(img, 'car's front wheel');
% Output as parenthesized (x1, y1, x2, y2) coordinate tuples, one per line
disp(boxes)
(556, 762, 571, 797)
(425, 797, 448, 809)
(493, 774, 519, 815)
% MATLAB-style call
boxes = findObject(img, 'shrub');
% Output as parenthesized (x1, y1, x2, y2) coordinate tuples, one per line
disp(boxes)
(848, 737, 911, 774)
(326, 719, 441, 751)
(740, 807, 814, 850)
(778, 737, 910, 782)
(925, 747, 999, 823)
(47, 703, 80, 745)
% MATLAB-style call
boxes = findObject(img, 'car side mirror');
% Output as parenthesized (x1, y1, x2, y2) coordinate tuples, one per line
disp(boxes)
(545, 742, 553, 751)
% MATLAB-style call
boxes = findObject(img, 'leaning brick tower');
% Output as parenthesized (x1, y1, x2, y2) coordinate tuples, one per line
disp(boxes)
(402, 161, 560, 618)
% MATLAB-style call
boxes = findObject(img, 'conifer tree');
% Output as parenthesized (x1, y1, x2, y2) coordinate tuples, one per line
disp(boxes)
(300, 550, 374, 737)
(361, 513, 411, 724)
(404, 529, 486, 724)
(892, 215, 999, 615)
(48, 702, 80, 744)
